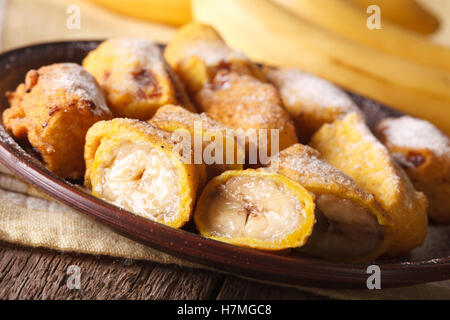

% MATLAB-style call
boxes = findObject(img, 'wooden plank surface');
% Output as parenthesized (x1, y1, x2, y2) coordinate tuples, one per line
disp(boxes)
(0, 241, 327, 300)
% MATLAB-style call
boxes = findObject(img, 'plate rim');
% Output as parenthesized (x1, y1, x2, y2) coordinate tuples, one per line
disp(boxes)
(0, 40, 449, 289)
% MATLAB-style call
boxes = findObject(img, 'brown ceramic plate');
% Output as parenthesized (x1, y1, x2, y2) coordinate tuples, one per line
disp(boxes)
(0, 41, 449, 289)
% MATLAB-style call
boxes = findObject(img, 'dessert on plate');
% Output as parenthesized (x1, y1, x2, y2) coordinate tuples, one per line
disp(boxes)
(376, 116, 450, 223)
(194, 169, 315, 251)
(310, 113, 428, 255)
(264, 67, 363, 143)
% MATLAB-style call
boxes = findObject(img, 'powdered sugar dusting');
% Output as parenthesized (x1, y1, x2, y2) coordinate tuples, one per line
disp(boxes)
(269, 144, 374, 203)
(183, 40, 249, 67)
(266, 68, 361, 116)
(198, 71, 293, 132)
(0, 187, 74, 213)
(41, 63, 110, 117)
(92, 38, 168, 96)
(155, 105, 228, 133)
(111, 118, 191, 152)
(283, 150, 356, 189)
(378, 116, 450, 157)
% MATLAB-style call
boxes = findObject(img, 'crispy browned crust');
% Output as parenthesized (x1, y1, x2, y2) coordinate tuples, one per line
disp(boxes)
(164, 22, 265, 95)
(269, 143, 391, 261)
(195, 70, 298, 156)
(83, 38, 195, 120)
(264, 67, 363, 143)
(270, 144, 386, 209)
(311, 113, 428, 255)
(2, 63, 112, 179)
(84, 118, 205, 228)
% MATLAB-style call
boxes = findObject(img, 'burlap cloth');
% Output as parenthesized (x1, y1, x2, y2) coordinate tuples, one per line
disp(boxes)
(0, 0, 449, 299)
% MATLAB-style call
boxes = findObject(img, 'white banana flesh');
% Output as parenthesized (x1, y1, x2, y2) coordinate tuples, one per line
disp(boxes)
(94, 140, 180, 223)
(201, 175, 304, 241)
(192, 0, 450, 135)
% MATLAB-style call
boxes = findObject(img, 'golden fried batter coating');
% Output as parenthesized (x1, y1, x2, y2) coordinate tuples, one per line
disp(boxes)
(83, 38, 194, 120)
(268, 144, 391, 261)
(376, 116, 450, 223)
(196, 70, 298, 162)
(2, 63, 112, 179)
(150, 104, 244, 179)
(311, 113, 428, 255)
(164, 22, 264, 95)
(264, 67, 363, 143)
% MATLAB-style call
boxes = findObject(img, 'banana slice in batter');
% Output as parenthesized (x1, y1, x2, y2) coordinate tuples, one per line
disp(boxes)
(164, 22, 264, 95)
(194, 169, 315, 250)
(84, 118, 205, 228)
(310, 113, 428, 255)
(165, 23, 298, 161)
(268, 143, 391, 261)
(2, 63, 112, 179)
(196, 70, 298, 162)
(83, 38, 194, 120)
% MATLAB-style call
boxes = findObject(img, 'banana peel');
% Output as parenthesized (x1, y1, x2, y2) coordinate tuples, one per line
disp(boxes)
(274, 0, 450, 72)
(192, 0, 450, 135)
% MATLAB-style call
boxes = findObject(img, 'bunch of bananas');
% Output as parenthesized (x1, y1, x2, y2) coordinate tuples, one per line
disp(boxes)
(345, 0, 439, 34)
(88, 0, 191, 25)
(90, 0, 450, 134)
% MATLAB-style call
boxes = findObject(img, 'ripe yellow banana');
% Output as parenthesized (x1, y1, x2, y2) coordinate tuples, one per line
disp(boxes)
(273, 0, 450, 72)
(88, 0, 191, 26)
(192, 0, 450, 134)
(345, 0, 439, 35)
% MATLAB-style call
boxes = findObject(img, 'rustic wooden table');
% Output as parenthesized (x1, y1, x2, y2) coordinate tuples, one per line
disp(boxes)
(0, 241, 327, 299)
